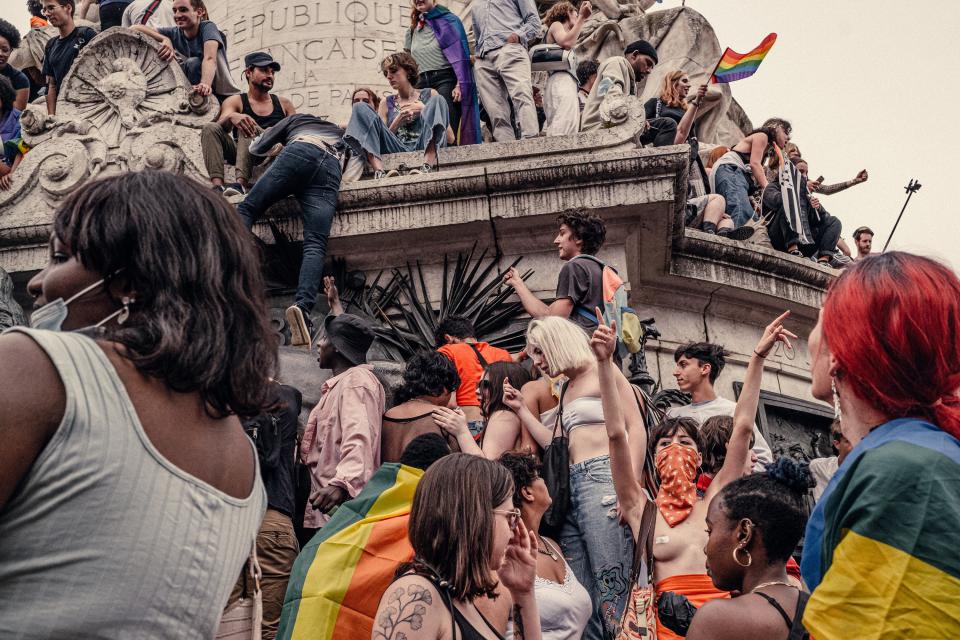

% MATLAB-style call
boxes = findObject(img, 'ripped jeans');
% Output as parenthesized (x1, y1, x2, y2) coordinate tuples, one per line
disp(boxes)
(559, 454, 635, 640)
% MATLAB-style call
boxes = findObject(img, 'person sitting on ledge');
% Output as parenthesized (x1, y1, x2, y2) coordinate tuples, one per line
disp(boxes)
(41, 0, 97, 116)
(200, 51, 295, 196)
(581, 39, 677, 147)
(132, 0, 238, 99)
(344, 52, 450, 180)
(0, 19, 29, 111)
(577, 58, 599, 112)
(793, 157, 851, 267)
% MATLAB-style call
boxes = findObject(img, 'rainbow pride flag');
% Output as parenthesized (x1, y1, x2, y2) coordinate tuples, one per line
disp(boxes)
(710, 33, 777, 84)
(277, 464, 422, 640)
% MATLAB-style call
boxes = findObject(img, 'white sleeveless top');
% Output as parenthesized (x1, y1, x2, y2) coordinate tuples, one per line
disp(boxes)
(0, 328, 266, 639)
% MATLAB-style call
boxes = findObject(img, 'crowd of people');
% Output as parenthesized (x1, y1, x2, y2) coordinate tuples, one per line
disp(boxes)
(0, 167, 957, 640)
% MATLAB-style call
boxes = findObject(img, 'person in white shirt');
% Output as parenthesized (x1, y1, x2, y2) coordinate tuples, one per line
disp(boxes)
(666, 341, 774, 466)
(808, 419, 852, 502)
(122, 0, 175, 28)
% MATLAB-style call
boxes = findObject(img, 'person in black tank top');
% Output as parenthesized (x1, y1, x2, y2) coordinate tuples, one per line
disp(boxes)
(200, 51, 294, 194)
(683, 458, 812, 640)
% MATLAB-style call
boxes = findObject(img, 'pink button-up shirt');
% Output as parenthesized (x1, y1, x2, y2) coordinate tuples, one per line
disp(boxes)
(300, 365, 385, 528)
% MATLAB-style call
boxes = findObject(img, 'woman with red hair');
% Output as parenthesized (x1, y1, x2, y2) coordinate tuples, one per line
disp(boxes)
(800, 252, 960, 639)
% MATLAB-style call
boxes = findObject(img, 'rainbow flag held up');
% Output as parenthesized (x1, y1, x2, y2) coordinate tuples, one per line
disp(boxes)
(710, 33, 777, 84)
(277, 463, 422, 640)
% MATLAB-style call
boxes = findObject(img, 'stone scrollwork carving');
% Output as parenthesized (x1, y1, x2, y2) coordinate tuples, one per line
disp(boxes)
(0, 28, 218, 220)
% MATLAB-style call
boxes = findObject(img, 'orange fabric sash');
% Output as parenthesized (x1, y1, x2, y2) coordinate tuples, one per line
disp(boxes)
(654, 573, 730, 640)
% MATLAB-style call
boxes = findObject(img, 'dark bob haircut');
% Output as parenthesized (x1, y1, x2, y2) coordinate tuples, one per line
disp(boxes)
(52, 171, 278, 418)
(482, 361, 536, 419)
(407, 454, 514, 600)
(557, 209, 606, 256)
(393, 351, 461, 405)
(0, 18, 22, 50)
(648, 416, 702, 455)
(674, 342, 729, 384)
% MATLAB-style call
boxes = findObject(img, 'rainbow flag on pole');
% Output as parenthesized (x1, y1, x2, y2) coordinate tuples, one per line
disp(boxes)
(710, 33, 777, 84)
(277, 464, 422, 640)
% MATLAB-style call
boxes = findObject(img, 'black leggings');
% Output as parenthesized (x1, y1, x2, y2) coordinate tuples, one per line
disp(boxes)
(418, 68, 461, 144)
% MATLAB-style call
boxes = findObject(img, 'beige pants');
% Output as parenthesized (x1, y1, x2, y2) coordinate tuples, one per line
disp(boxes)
(201, 122, 258, 183)
(228, 509, 299, 640)
(474, 43, 539, 141)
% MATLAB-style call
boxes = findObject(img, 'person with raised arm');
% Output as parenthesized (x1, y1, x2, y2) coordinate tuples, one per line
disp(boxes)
(593, 310, 796, 640)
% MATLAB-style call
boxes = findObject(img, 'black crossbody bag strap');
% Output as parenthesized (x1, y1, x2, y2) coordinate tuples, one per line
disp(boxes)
(466, 342, 489, 369)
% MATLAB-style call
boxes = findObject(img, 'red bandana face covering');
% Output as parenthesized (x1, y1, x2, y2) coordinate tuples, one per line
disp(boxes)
(655, 443, 699, 527)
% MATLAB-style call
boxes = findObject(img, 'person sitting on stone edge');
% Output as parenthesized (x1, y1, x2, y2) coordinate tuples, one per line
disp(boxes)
(132, 0, 238, 99)
(41, 0, 97, 115)
(201, 51, 295, 197)
(503, 209, 609, 335)
(344, 52, 451, 179)
(581, 39, 678, 147)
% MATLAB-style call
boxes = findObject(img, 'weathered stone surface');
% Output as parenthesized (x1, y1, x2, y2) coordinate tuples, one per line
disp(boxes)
(0, 28, 216, 250)
(0, 267, 26, 330)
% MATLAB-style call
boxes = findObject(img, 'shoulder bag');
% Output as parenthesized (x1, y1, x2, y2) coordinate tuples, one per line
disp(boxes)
(618, 500, 658, 640)
(540, 381, 570, 535)
(529, 43, 577, 75)
(215, 540, 263, 640)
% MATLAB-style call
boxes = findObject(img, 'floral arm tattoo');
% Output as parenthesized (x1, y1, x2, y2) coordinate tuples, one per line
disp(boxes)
(374, 584, 433, 640)
(513, 604, 525, 640)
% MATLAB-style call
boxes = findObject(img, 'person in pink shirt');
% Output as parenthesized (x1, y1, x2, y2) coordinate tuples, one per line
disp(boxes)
(300, 312, 385, 533)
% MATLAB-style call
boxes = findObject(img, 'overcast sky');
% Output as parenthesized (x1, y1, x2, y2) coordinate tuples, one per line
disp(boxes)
(3, 0, 956, 268)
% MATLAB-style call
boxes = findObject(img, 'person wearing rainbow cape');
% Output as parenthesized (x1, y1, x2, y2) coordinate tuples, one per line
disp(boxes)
(405, 0, 481, 145)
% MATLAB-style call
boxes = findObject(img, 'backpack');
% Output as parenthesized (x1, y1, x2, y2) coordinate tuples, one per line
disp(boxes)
(571, 255, 644, 358)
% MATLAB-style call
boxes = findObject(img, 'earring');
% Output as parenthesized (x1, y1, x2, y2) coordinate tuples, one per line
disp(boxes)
(118, 296, 134, 326)
(832, 377, 842, 422)
(733, 545, 752, 567)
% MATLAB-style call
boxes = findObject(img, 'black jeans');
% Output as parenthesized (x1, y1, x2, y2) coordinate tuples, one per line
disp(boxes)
(640, 116, 679, 147)
(769, 208, 842, 259)
(417, 68, 460, 144)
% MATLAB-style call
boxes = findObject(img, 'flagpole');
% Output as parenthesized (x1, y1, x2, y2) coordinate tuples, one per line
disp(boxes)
(882, 179, 922, 252)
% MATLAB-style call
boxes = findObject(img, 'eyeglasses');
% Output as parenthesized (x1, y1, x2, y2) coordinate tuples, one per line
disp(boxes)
(493, 508, 521, 530)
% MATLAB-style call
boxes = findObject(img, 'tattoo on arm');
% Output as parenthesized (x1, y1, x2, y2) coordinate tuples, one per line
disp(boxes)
(374, 584, 434, 640)
(513, 604, 525, 640)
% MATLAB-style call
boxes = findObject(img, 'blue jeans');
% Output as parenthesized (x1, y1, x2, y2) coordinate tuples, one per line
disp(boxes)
(344, 96, 448, 160)
(712, 163, 756, 228)
(237, 142, 341, 313)
(559, 455, 635, 640)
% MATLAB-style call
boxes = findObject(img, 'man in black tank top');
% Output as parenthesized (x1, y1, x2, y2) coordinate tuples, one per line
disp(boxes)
(201, 52, 295, 195)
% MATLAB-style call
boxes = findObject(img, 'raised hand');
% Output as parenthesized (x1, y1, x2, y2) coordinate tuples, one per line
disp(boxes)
(754, 310, 798, 358)
(502, 377, 525, 413)
(589, 306, 617, 362)
(856, 169, 868, 183)
(502, 266, 523, 290)
(324, 276, 344, 315)
(497, 518, 538, 595)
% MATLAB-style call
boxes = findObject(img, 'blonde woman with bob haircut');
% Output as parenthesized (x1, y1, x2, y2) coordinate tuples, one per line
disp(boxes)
(499, 314, 646, 640)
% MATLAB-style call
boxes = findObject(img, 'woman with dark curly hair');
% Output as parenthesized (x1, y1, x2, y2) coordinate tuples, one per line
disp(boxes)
(0, 18, 29, 110)
(381, 351, 462, 462)
(0, 171, 277, 637)
(344, 52, 451, 179)
(685, 458, 814, 640)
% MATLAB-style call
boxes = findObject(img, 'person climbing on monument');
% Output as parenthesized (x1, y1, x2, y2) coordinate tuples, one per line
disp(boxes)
(344, 52, 450, 179)
(234, 113, 350, 346)
(404, 0, 481, 145)
(201, 51, 295, 196)
(41, 0, 97, 115)
(0, 19, 29, 111)
(131, 0, 239, 99)
(541, 1, 592, 137)
(580, 40, 677, 147)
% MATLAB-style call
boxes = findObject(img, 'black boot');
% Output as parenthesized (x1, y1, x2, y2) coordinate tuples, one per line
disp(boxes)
(702, 221, 718, 234)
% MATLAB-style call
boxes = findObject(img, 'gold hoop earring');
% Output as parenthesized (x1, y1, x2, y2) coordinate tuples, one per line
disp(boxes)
(733, 546, 752, 568)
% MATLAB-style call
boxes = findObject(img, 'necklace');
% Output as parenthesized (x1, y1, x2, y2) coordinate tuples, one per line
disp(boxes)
(750, 580, 796, 593)
(537, 535, 559, 561)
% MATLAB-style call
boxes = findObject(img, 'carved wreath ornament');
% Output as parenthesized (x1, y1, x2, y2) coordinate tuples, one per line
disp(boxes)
(0, 28, 216, 215)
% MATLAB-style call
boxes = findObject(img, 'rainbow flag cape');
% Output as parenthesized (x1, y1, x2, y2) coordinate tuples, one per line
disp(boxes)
(710, 33, 776, 84)
(801, 418, 960, 638)
(424, 5, 481, 145)
(277, 463, 422, 640)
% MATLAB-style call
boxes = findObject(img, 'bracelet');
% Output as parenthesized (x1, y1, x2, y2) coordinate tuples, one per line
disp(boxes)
(754, 349, 768, 359)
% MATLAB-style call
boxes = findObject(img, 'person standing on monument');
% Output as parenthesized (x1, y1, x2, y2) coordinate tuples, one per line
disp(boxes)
(41, 0, 97, 115)
(132, 0, 238, 99)
(201, 51, 295, 196)
(405, 0, 481, 145)
(541, 1, 592, 137)
(471, 0, 542, 141)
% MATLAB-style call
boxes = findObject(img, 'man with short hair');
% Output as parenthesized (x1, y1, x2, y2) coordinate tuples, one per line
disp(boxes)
(503, 209, 608, 333)
(132, 0, 238, 98)
(809, 418, 852, 502)
(576, 58, 599, 111)
(852, 226, 874, 260)
(300, 313, 385, 533)
(436, 315, 512, 437)
(201, 51, 295, 195)
(581, 39, 677, 146)
(122, 0, 175, 28)
(666, 341, 774, 466)
(41, 0, 97, 115)
(471, 0, 542, 141)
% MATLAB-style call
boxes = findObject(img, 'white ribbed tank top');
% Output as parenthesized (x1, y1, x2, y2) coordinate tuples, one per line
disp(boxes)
(0, 328, 266, 639)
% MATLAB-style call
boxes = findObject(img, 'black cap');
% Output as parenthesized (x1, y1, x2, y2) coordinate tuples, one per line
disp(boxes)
(244, 51, 281, 71)
(323, 313, 375, 366)
(624, 40, 658, 64)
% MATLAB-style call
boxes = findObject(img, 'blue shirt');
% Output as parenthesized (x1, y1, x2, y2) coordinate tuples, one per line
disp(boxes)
(471, 0, 542, 58)
(158, 20, 224, 60)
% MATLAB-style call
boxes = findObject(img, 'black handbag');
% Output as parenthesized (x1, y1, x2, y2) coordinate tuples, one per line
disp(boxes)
(540, 382, 570, 535)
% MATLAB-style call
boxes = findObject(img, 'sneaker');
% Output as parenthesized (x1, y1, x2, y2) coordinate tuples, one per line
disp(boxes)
(831, 251, 853, 267)
(716, 226, 755, 242)
(285, 305, 312, 347)
(787, 248, 804, 257)
(222, 183, 246, 197)
(408, 163, 435, 175)
(373, 169, 400, 179)
(212, 184, 226, 194)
